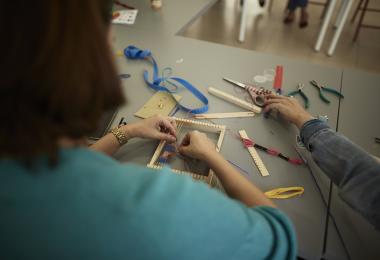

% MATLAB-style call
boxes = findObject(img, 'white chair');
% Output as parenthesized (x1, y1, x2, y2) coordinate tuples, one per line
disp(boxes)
(239, 0, 270, 42)
(314, 0, 354, 56)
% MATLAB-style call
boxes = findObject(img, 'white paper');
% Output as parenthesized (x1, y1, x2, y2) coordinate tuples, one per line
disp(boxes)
(112, 10, 138, 25)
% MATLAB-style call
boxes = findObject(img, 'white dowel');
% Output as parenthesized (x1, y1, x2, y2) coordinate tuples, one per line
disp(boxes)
(328, 0, 354, 56)
(315, 0, 337, 52)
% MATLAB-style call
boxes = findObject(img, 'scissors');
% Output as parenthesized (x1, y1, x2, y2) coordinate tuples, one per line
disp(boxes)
(287, 83, 309, 109)
(310, 80, 344, 104)
(223, 77, 271, 107)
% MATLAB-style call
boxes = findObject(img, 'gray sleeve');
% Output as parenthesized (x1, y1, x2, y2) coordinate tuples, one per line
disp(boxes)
(301, 119, 380, 229)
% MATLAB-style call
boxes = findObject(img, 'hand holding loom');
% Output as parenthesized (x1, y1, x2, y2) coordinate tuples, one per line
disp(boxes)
(178, 131, 218, 161)
(123, 115, 177, 142)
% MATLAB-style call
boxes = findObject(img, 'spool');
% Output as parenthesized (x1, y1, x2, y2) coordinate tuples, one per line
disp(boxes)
(253, 75, 267, 83)
(263, 69, 275, 81)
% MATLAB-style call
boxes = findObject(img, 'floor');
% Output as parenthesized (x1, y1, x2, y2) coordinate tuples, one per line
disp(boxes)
(181, 0, 380, 74)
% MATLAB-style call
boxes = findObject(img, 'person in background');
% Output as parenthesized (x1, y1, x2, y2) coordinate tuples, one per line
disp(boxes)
(0, 1, 297, 259)
(240, 0, 266, 8)
(151, 0, 163, 9)
(264, 94, 380, 229)
(284, 0, 309, 28)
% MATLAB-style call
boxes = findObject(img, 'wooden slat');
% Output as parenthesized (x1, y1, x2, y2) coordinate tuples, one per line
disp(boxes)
(171, 116, 225, 133)
(148, 140, 166, 166)
(216, 126, 226, 152)
(194, 112, 255, 119)
(238, 130, 269, 177)
(208, 87, 262, 113)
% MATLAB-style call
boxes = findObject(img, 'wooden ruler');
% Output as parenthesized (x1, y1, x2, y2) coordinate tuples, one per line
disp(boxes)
(193, 112, 255, 119)
(238, 130, 269, 177)
(208, 87, 262, 113)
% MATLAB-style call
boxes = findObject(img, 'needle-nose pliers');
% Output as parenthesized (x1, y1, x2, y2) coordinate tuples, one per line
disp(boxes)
(310, 80, 344, 104)
(287, 83, 309, 109)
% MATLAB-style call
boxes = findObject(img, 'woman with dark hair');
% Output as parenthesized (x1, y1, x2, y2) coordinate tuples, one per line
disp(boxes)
(0, 1, 296, 259)
(284, 0, 309, 28)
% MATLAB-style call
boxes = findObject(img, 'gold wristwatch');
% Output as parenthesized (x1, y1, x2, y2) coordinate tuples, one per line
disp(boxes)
(110, 127, 129, 145)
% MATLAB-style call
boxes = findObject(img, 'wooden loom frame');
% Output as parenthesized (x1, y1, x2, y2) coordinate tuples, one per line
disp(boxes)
(147, 117, 226, 189)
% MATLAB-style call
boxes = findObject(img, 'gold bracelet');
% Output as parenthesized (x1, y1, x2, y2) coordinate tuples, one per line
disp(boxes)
(110, 127, 129, 145)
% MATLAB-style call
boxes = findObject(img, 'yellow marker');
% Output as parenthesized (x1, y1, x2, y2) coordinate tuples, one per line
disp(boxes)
(264, 187, 304, 199)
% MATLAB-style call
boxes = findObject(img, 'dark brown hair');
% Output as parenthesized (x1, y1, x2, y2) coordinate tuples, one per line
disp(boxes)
(0, 0, 125, 162)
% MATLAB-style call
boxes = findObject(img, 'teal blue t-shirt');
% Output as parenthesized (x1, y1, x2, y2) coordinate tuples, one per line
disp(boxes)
(0, 148, 296, 260)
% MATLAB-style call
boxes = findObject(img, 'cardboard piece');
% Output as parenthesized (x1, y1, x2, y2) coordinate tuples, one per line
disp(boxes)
(134, 91, 182, 119)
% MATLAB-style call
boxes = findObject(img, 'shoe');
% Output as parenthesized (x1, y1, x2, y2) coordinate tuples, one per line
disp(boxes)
(299, 10, 308, 28)
(283, 11, 295, 24)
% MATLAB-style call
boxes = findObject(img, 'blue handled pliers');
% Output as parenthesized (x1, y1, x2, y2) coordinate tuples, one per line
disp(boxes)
(310, 80, 344, 104)
(287, 83, 309, 109)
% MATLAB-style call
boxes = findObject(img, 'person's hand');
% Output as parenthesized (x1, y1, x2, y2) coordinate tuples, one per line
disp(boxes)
(122, 115, 177, 143)
(264, 94, 314, 129)
(178, 131, 217, 160)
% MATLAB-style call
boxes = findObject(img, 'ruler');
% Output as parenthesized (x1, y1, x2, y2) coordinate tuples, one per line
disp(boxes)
(239, 130, 269, 177)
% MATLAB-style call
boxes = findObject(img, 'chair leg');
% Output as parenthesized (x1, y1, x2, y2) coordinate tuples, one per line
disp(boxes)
(328, 0, 355, 56)
(238, 0, 248, 42)
(321, 0, 330, 19)
(351, 0, 365, 23)
(268, 0, 274, 13)
(353, 0, 370, 42)
(334, 0, 349, 28)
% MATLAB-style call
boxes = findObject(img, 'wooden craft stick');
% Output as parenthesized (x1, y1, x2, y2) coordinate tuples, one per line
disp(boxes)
(216, 126, 226, 153)
(193, 112, 255, 119)
(147, 164, 208, 181)
(148, 140, 167, 166)
(238, 130, 269, 177)
(171, 117, 226, 133)
(208, 87, 262, 113)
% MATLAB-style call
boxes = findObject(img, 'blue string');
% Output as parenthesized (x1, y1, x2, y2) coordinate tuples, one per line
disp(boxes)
(124, 45, 209, 114)
(163, 144, 176, 153)
(227, 160, 250, 175)
(161, 67, 179, 92)
(158, 157, 168, 164)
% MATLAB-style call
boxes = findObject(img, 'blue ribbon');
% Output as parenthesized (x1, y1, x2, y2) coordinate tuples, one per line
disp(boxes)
(124, 45, 209, 114)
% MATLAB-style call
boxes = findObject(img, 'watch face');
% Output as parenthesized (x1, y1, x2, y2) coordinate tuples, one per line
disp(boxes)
(88, 109, 118, 140)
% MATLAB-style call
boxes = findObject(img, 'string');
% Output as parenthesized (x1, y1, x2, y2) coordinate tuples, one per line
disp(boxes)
(200, 118, 302, 166)
(161, 67, 179, 92)
(155, 112, 193, 167)
(240, 137, 303, 165)
(157, 110, 229, 173)
(227, 160, 250, 175)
